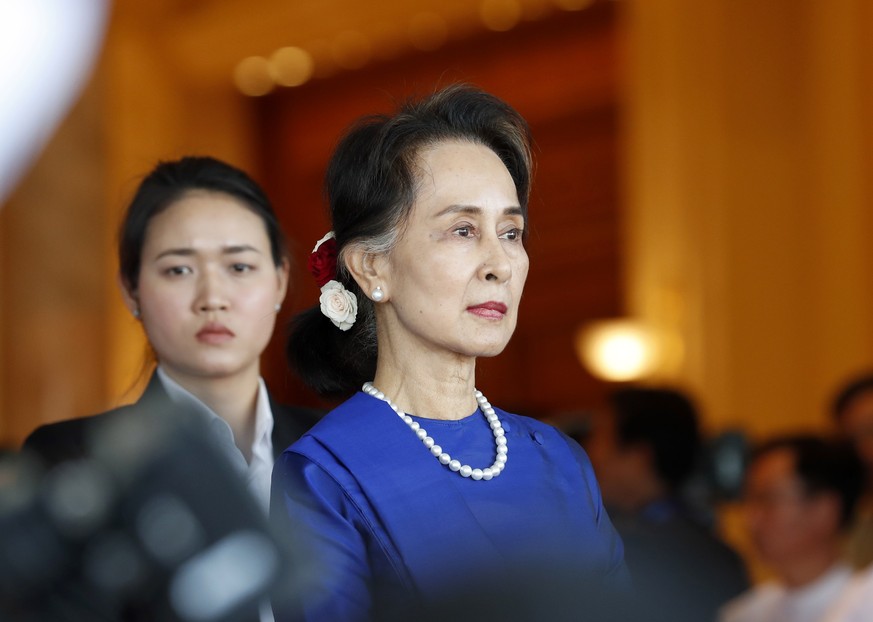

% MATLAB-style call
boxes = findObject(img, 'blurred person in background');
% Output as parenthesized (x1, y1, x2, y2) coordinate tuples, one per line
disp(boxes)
(585, 386, 748, 622)
(831, 372, 873, 569)
(719, 436, 864, 622)
(822, 372, 873, 621)
(22, 156, 319, 621)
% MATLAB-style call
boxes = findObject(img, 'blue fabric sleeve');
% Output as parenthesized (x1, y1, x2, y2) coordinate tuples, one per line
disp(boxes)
(557, 430, 632, 591)
(270, 450, 373, 622)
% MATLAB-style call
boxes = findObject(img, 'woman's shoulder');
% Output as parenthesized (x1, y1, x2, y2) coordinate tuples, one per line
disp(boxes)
(496, 408, 576, 443)
(289, 392, 390, 448)
(497, 408, 556, 429)
(24, 375, 178, 465)
(22, 404, 141, 466)
(277, 393, 403, 494)
(495, 408, 597, 474)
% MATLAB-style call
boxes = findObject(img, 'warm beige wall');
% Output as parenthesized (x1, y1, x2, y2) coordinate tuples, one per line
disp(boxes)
(0, 80, 108, 444)
(0, 5, 258, 446)
(622, 0, 873, 437)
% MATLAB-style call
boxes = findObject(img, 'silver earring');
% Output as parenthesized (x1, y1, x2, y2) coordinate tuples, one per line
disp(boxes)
(372, 286, 384, 302)
(274, 303, 281, 312)
(133, 309, 141, 319)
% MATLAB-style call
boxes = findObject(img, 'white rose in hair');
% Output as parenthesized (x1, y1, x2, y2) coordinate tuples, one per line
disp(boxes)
(319, 280, 357, 331)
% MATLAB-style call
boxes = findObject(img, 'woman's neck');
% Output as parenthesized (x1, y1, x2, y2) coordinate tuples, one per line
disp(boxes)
(161, 366, 260, 461)
(373, 348, 479, 421)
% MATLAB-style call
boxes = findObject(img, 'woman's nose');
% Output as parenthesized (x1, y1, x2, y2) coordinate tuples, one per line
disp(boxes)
(194, 270, 229, 312)
(478, 235, 512, 282)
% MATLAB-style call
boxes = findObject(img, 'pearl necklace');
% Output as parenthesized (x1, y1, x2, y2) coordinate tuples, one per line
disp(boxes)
(362, 382, 508, 480)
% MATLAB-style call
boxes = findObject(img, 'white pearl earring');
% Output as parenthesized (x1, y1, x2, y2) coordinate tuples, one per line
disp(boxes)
(274, 303, 281, 312)
(372, 286, 384, 302)
(133, 309, 141, 319)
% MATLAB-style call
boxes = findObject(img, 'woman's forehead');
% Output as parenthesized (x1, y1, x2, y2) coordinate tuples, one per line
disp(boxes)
(144, 193, 269, 249)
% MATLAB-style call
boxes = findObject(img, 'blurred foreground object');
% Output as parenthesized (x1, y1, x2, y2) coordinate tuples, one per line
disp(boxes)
(0, 403, 302, 621)
(0, 0, 108, 206)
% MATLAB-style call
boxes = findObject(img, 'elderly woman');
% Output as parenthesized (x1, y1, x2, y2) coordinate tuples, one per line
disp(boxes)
(273, 85, 628, 621)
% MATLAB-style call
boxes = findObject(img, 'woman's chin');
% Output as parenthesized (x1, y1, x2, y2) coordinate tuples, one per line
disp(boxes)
(459, 340, 512, 359)
(167, 358, 254, 381)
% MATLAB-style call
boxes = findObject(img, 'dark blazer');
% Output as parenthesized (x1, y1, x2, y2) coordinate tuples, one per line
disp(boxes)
(18, 372, 321, 622)
(23, 372, 321, 468)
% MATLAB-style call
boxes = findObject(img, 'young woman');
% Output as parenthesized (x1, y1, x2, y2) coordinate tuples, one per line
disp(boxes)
(273, 86, 629, 621)
(21, 156, 319, 621)
(24, 156, 319, 508)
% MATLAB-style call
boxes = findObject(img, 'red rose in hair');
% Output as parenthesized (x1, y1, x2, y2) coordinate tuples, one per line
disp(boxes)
(308, 232, 338, 288)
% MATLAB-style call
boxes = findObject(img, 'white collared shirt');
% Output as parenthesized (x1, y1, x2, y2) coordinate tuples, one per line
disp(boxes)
(719, 563, 854, 622)
(823, 563, 873, 622)
(156, 368, 277, 622)
(156, 366, 276, 511)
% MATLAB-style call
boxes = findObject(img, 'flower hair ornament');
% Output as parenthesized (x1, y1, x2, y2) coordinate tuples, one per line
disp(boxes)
(308, 231, 357, 331)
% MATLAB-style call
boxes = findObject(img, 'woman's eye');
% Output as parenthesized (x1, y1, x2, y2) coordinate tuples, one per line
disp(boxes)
(454, 226, 473, 238)
(501, 228, 524, 241)
(166, 266, 192, 276)
(231, 263, 254, 273)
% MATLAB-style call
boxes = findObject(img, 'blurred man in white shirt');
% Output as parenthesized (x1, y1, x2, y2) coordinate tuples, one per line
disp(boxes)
(720, 436, 864, 622)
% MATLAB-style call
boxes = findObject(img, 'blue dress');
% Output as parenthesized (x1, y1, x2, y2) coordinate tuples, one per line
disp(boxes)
(270, 391, 629, 621)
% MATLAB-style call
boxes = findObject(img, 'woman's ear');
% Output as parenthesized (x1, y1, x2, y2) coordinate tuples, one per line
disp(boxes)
(275, 257, 291, 306)
(345, 244, 389, 301)
(118, 274, 140, 318)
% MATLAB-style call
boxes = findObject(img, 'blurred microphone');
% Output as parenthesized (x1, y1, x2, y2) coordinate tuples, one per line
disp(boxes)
(0, 405, 302, 621)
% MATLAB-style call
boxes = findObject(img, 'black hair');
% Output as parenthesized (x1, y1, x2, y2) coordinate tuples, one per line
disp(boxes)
(287, 84, 533, 398)
(118, 156, 287, 292)
(749, 435, 864, 528)
(832, 372, 873, 422)
(607, 386, 701, 491)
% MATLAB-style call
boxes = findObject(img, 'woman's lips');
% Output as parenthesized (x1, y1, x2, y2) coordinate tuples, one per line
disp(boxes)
(196, 323, 235, 344)
(467, 301, 508, 320)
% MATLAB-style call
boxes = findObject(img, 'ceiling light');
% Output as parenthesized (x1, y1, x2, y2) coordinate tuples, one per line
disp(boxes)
(233, 56, 273, 97)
